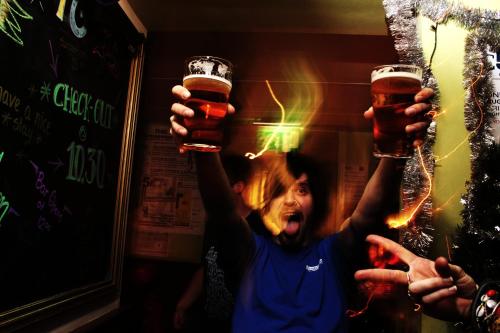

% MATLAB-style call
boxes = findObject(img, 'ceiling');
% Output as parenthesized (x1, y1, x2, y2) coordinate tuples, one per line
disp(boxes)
(125, 0, 389, 35)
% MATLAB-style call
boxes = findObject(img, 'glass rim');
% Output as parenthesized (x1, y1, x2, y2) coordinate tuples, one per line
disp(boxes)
(371, 64, 422, 82)
(372, 64, 422, 72)
(184, 55, 233, 68)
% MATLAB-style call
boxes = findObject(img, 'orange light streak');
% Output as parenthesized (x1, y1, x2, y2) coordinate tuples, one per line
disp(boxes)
(434, 63, 485, 162)
(433, 191, 460, 213)
(386, 146, 433, 228)
(245, 80, 286, 160)
(426, 109, 443, 119)
(387, 63, 485, 228)
(346, 290, 375, 318)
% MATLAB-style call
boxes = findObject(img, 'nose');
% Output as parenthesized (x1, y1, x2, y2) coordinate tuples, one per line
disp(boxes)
(284, 189, 297, 206)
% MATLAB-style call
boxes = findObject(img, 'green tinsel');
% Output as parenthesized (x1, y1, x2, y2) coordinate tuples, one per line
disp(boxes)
(454, 144, 500, 282)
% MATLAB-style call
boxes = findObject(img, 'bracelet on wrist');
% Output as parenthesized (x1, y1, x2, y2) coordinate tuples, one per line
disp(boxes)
(472, 281, 500, 333)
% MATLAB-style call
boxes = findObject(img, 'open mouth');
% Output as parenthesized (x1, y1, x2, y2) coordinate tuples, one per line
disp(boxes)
(282, 211, 303, 236)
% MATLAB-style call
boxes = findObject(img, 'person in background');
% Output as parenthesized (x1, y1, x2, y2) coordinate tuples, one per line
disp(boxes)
(173, 154, 267, 332)
(170, 84, 433, 332)
(354, 234, 500, 333)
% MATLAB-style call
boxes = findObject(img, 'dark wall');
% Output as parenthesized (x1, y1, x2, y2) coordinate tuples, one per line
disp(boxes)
(139, 31, 398, 127)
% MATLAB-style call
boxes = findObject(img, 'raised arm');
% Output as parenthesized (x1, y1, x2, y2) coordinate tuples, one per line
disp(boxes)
(194, 152, 239, 220)
(339, 88, 434, 249)
(341, 158, 404, 243)
(170, 85, 253, 263)
(170, 85, 239, 221)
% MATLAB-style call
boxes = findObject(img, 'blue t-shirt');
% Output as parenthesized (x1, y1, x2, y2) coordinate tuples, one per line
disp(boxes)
(232, 233, 347, 333)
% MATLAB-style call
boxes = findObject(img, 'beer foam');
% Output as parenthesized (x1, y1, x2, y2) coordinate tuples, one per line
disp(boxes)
(183, 74, 232, 88)
(371, 67, 422, 83)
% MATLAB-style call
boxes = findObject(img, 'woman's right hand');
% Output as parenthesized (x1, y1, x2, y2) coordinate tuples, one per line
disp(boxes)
(170, 85, 194, 153)
(173, 305, 186, 330)
(169, 85, 236, 153)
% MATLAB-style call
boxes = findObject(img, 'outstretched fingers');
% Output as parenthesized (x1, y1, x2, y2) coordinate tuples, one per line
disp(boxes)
(422, 286, 458, 304)
(355, 268, 408, 285)
(408, 276, 456, 304)
(434, 257, 452, 278)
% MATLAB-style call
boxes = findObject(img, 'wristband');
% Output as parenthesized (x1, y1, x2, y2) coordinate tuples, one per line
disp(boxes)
(472, 281, 500, 333)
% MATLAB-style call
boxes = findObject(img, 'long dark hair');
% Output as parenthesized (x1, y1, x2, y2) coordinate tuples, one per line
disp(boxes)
(261, 152, 330, 232)
(220, 154, 253, 186)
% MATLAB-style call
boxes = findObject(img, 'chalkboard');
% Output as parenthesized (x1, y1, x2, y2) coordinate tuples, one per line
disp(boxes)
(0, 0, 142, 328)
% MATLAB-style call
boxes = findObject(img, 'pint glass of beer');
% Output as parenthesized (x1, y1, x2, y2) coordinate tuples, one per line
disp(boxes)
(181, 56, 233, 152)
(370, 64, 422, 158)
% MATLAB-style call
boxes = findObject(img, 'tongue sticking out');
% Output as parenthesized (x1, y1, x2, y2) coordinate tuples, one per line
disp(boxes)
(284, 221, 300, 235)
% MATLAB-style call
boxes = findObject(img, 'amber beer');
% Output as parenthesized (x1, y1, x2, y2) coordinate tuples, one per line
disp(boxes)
(370, 64, 422, 158)
(181, 56, 232, 152)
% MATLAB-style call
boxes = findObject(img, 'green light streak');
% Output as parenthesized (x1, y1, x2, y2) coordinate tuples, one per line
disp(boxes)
(256, 125, 303, 153)
(245, 59, 323, 158)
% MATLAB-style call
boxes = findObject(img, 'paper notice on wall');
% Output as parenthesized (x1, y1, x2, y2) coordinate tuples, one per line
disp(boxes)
(487, 48, 500, 144)
(130, 124, 205, 262)
(136, 125, 205, 233)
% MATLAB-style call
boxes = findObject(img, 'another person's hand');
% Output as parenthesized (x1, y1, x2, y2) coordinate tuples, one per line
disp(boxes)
(170, 85, 236, 153)
(354, 235, 477, 322)
(364, 87, 434, 148)
(409, 256, 476, 321)
(173, 305, 186, 330)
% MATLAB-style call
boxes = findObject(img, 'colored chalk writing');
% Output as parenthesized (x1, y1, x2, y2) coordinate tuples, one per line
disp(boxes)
(66, 141, 106, 189)
(0, 151, 9, 226)
(31, 161, 64, 230)
(51, 82, 115, 130)
(56, 0, 88, 38)
(56, 0, 67, 20)
(0, 192, 8, 226)
(0, 85, 21, 111)
(0, 0, 33, 46)
(0, 0, 141, 322)
(1, 84, 52, 144)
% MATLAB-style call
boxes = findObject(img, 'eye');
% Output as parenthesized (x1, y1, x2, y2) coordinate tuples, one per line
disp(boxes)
(295, 184, 310, 196)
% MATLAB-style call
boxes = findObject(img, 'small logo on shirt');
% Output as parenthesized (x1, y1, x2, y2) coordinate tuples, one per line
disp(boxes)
(305, 258, 323, 272)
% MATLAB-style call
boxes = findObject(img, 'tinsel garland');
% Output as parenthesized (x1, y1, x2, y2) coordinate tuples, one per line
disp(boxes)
(455, 25, 500, 282)
(383, 0, 500, 264)
(383, 0, 439, 257)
